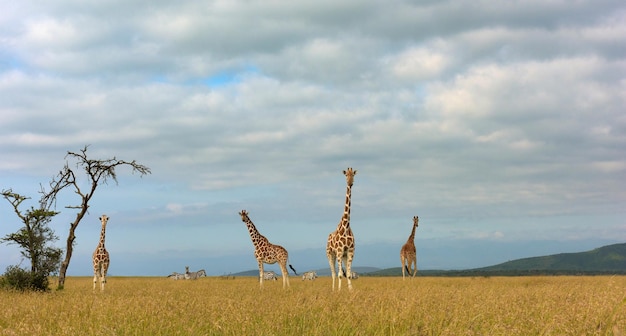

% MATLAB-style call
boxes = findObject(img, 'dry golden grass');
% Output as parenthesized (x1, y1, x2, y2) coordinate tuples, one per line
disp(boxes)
(1, 276, 625, 335)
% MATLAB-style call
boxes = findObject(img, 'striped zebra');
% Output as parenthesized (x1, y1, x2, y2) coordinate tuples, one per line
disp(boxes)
(263, 271, 278, 281)
(349, 272, 359, 279)
(302, 271, 317, 281)
(167, 272, 186, 280)
(185, 266, 207, 280)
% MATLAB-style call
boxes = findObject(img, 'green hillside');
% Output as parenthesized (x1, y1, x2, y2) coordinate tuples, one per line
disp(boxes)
(366, 243, 626, 277)
(477, 242, 626, 273)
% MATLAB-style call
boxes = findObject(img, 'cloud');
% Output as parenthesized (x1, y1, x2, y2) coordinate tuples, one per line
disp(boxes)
(389, 43, 451, 80)
(1, 0, 625, 274)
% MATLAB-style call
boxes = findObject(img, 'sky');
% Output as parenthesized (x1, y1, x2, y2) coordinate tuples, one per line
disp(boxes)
(1, 0, 625, 276)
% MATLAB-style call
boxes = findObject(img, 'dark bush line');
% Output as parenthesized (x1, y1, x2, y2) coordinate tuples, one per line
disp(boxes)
(0, 266, 51, 291)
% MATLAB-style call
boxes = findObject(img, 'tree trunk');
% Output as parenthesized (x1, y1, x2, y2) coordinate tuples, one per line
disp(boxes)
(57, 222, 78, 290)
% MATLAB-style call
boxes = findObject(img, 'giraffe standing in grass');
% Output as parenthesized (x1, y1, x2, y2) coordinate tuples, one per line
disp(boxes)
(239, 210, 297, 288)
(326, 167, 357, 291)
(93, 215, 110, 291)
(400, 216, 419, 279)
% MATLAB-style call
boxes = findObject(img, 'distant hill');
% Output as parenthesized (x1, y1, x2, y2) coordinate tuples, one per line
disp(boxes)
(367, 243, 626, 276)
(477, 242, 626, 272)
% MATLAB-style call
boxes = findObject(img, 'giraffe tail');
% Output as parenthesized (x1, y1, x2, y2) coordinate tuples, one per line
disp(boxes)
(289, 264, 298, 276)
(405, 265, 410, 274)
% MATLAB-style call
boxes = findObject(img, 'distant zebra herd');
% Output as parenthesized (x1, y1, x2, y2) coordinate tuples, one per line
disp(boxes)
(301, 271, 356, 280)
(168, 266, 207, 280)
(167, 269, 359, 281)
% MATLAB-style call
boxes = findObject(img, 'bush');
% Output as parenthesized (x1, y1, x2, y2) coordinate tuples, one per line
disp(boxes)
(0, 265, 50, 291)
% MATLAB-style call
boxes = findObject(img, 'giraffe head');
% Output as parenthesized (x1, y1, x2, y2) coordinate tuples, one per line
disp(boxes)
(239, 210, 249, 221)
(413, 216, 419, 228)
(343, 167, 357, 187)
(100, 215, 109, 226)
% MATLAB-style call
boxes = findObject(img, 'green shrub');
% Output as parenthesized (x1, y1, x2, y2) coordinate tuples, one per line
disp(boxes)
(0, 265, 49, 291)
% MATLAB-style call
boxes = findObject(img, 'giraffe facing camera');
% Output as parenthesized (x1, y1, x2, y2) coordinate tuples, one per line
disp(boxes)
(326, 167, 357, 291)
(93, 215, 110, 291)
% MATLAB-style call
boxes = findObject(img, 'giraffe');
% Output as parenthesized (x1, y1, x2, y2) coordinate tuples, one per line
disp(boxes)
(326, 167, 357, 291)
(238, 210, 297, 288)
(93, 215, 110, 291)
(400, 216, 419, 279)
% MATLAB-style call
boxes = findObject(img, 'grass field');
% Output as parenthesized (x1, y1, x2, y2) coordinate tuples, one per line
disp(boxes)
(1, 275, 625, 335)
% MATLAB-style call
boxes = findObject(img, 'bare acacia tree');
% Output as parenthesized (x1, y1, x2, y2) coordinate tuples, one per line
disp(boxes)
(41, 146, 151, 289)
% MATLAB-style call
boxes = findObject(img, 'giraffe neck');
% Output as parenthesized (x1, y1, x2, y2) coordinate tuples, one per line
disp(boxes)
(98, 224, 107, 249)
(406, 223, 416, 244)
(243, 215, 266, 247)
(336, 184, 352, 231)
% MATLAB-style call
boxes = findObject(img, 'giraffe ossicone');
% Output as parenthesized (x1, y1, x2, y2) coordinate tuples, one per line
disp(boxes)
(326, 167, 357, 291)
(93, 214, 110, 291)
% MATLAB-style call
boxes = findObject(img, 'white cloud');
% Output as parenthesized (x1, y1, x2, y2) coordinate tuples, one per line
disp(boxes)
(390, 44, 450, 80)
(1, 0, 624, 274)
(165, 203, 184, 214)
(591, 161, 626, 173)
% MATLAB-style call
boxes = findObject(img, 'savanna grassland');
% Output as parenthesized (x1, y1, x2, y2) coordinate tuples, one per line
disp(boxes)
(1, 276, 625, 335)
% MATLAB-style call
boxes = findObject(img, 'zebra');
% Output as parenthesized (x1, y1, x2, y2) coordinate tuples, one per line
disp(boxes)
(187, 269, 207, 280)
(349, 272, 359, 279)
(302, 271, 317, 281)
(263, 271, 278, 281)
(167, 272, 186, 280)
(185, 266, 207, 280)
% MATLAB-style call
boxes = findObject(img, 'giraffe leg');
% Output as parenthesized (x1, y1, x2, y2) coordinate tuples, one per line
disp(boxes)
(327, 254, 337, 291)
(412, 257, 417, 277)
(102, 261, 109, 290)
(279, 263, 289, 289)
(401, 255, 406, 279)
(345, 252, 353, 291)
(258, 262, 264, 288)
(101, 263, 108, 291)
(93, 272, 98, 290)
(336, 256, 344, 291)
